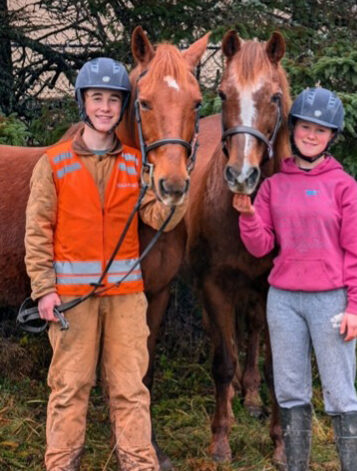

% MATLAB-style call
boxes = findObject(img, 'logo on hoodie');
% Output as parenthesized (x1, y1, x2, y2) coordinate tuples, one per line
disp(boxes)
(305, 189, 319, 196)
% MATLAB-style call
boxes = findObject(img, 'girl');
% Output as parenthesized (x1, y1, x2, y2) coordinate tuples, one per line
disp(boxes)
(233, 87, 357, 471)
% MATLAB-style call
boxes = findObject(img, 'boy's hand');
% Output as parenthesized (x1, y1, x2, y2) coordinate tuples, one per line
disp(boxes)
(38, 292, 61, 322)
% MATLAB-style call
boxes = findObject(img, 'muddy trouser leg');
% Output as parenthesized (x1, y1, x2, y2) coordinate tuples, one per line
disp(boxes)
(100, 293, 159, 471)
(331, 412, 357, 471)
(45, 296, 101, 471)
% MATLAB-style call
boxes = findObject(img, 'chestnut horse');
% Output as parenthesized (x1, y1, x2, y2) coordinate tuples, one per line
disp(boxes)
(0, 26, 209, 468)
(186, 30, 291, 465)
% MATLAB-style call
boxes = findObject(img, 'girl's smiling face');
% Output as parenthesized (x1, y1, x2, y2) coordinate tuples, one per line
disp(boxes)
(293, 119, 334, 158)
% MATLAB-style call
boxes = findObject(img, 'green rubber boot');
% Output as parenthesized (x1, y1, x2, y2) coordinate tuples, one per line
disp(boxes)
(332, 412, 357, 471)
(280, 404, 312, 471)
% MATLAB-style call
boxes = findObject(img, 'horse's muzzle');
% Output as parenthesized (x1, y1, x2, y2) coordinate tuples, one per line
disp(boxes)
(224, 165, 260, 194)
(158, 177, 190, 204)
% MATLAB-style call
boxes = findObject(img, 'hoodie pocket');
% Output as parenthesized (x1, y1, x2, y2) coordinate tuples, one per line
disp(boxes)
(269, 258, 336, 291)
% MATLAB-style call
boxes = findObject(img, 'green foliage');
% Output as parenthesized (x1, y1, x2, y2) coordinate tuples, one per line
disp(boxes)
(27, 97, 79, 146)
(201, 90, 221, 118)
(274, 1, 357, 174)
(0, 113, 29, 145)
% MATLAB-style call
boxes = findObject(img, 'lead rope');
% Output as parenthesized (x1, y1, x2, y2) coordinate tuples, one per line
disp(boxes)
(17, 181, 176, 332)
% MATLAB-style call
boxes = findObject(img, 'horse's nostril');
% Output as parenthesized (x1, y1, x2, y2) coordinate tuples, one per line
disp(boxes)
(224, 166, 238, 184)
(159, 179, 169, 195)
(247, 167, 260, 186)
(182, 179, 190, 195)
(159, 178, 190, 197)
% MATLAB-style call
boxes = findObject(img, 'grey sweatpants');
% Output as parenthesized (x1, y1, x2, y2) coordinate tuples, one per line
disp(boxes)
(267, 287, 357, 414)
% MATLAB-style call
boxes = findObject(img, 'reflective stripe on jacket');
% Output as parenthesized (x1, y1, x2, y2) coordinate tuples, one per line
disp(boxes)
(47, 139, 144, 295)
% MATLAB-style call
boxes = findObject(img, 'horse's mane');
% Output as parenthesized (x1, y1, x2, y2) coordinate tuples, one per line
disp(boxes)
(141, 44, 190, 94)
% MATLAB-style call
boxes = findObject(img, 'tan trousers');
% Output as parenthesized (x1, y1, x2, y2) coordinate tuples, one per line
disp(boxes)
(45, 293, 159, 471)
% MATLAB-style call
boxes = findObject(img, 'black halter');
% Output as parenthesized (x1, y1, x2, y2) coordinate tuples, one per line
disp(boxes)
(221, 96, 282, 163)
(134, 70, 201, 187)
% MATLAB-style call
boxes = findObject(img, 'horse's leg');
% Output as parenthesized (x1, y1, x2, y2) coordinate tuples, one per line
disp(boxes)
(263, 321, 286, 470)
(241, 293, 265, 418)
(203, 277, 236, 462)
(144, 287, 173, 471)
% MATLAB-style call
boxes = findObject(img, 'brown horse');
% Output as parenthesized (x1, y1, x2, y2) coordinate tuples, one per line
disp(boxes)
(0, 26, 208, 307)
(186, 30, 291, 465)
(0, 26, 209, 468)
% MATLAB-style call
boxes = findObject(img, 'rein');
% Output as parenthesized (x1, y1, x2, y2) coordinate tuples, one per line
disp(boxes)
(221, 96, 282, 163)
(134, 70, 200, 188)
(18, 68, 201, 333)
(17, 169, 176, 334)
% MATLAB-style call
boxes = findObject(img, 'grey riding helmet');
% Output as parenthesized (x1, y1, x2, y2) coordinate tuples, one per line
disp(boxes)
(288, 87, 345, 159)
(289, 87, 344, 132)
(75, 57, 131, 128)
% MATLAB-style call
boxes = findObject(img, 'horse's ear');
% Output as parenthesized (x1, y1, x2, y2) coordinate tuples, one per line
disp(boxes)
(182, 33, 210, 70)
(222, 30, 241, 59)
(266, 31, 285, 64)
(131, 26, 155, 67)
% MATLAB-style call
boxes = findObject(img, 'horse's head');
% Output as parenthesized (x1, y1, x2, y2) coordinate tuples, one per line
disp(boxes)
(219, 30, 291, 195)
(128, 26, 209, 206)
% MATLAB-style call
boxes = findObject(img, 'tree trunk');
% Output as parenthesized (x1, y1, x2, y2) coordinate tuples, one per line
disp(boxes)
(0, 0, 15, 114)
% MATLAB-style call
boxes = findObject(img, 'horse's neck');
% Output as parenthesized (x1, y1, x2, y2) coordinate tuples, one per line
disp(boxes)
(204, 147, 233, 213)
(275, 123, 291, 163)
(116, 101, 138, 149)
(116, 69, 140, 149)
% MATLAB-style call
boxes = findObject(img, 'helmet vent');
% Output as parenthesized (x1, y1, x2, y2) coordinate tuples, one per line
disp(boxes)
(306, 89, 316, 105)
(327, 95, 337, 109)
(90, 60, 99, 73)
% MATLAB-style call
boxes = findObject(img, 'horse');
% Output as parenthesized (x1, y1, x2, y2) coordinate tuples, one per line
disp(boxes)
(185, 30, 291, 465)
(0, 26, 209, 469)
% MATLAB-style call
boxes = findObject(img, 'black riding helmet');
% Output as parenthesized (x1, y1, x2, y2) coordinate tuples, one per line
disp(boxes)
(288, 87, 345, 162)
(75, 57, 131, 131)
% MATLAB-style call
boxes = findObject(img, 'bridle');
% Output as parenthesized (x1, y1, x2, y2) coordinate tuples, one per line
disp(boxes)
(17, 68, 203, 334)
(134, 70, 201, 187)
(221, 95, 282, 164)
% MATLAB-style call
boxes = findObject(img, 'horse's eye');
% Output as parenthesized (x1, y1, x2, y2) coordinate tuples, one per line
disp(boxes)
(139, 100, 151, 111)
(218, 90, 226, 101)
(271, 93, 282, 104)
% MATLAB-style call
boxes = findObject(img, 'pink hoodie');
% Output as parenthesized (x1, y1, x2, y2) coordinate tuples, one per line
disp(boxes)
(239, 156, 357, 314)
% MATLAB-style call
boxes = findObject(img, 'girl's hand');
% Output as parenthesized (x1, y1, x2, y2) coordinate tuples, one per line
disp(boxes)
(340, 312, 357, 341)
(232, 193, 255, 215)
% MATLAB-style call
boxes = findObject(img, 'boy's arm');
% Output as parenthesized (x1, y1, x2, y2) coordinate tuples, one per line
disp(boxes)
(25, 155, 57, 300)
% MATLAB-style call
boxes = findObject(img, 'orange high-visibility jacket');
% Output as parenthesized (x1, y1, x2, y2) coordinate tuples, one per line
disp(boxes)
(47, 139, 144, 296)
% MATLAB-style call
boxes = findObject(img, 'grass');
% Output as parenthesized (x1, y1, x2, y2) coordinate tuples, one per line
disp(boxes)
(0, 336, 343, 471)
(0, 291, 347, 470)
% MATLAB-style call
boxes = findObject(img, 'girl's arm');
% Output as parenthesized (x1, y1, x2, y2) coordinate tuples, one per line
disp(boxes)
(339, 178, 357, 340)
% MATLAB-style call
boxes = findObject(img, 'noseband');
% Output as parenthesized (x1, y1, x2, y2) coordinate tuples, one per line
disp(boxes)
(221, 96, 282, 162)
(134, 70, 201, 187)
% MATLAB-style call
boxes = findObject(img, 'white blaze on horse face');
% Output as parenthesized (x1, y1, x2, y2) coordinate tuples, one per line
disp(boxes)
(164, 75, 180, 91)
(237, 160, 254, 184)
(239, 81, 263, 157)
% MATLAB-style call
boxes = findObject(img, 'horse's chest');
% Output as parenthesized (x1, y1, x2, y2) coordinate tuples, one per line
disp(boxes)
(139, 221, 186, 294)
(212, 239, 273, 279)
